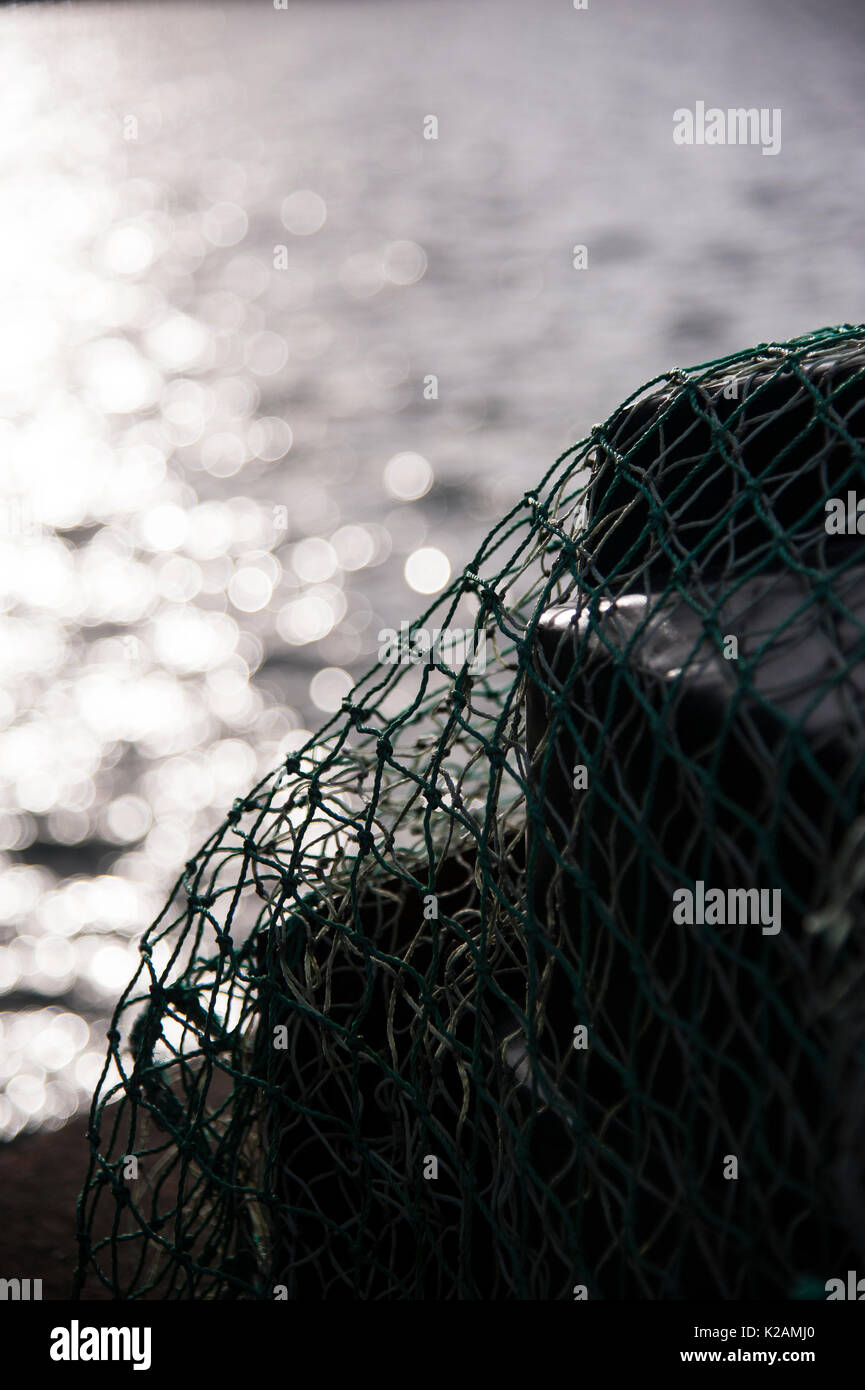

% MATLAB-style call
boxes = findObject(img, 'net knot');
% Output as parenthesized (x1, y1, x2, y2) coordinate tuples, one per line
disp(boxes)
(465, 570, 498, 604)
(188, 891, 216, 912)
(522, 491, 550, 524)
(341, 697, 368, 727)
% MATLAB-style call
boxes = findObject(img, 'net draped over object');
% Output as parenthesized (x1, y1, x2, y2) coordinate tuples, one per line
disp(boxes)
(75, 324, 865, 1300)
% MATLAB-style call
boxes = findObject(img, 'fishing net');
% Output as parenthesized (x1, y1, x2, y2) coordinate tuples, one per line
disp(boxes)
(74, 323, 865, 1300)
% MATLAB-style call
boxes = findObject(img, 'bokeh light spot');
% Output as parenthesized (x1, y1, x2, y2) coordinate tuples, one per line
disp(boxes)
(309, 666, 352, 713)
(383, 452, 433, 502)
(404, 546, 451, 594)
(280, 190, 327, 236)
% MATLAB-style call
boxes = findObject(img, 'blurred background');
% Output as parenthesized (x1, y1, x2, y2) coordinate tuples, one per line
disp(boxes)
(0, 0, 864, 1145)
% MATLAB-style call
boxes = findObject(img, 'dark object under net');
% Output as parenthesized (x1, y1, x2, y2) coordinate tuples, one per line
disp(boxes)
(75, 323, 865, 1300)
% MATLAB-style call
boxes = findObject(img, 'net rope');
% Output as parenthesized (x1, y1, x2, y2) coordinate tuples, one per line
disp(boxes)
(74, 323, 865, 1300)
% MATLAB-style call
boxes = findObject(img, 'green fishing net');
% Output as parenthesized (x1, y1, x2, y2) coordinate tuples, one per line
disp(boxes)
(74, 323, 865, 1300)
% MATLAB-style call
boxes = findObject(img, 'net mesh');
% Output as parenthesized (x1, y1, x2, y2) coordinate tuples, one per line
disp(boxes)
(74, 323, 865, 1300)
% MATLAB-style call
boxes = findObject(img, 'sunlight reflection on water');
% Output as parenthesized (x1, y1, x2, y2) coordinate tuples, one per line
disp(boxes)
(1, 0, 864, 1136)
